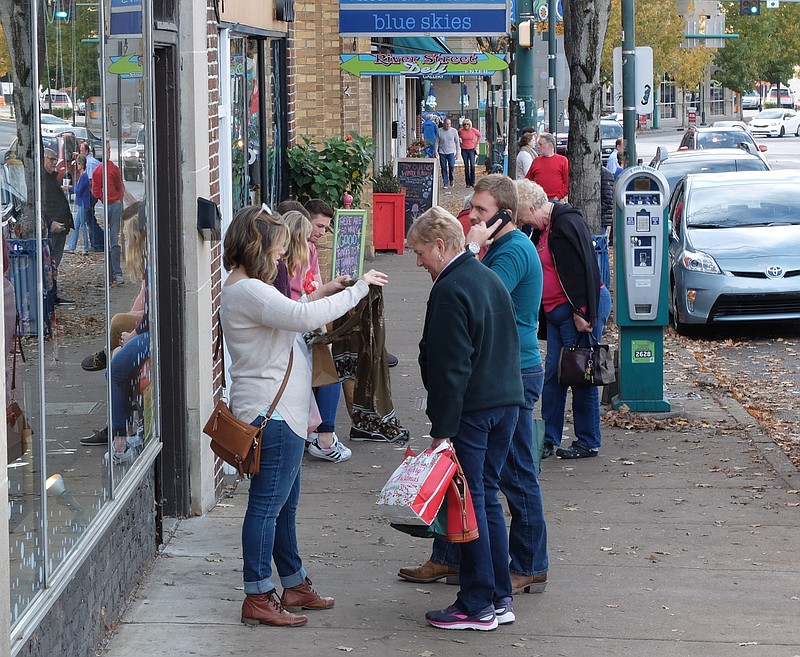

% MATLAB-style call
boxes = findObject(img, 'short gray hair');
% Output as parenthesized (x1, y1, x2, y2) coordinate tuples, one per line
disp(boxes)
(538, 132, 556, 150)
(407, 206, 465, 253)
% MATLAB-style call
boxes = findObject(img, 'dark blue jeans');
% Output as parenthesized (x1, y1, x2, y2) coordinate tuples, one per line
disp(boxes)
(438, 152, 456, 186)
(444, 405, 518, 614)
(461, 148, 476, 186)
(542, 286, 612, 452)
(242, 419, 307, 594)
(433, 365, 548, 578)
(109, 332, 150, 437)
(313, 382, 341, 434)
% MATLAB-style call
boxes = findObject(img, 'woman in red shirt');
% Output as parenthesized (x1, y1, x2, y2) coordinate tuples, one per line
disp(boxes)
(458, 119, 481, 188)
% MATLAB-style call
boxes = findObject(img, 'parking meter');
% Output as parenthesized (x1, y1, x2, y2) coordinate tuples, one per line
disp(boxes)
(612, 166, 671, 412)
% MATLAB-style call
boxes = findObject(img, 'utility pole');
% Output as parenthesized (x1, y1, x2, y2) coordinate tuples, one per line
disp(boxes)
(547, 0, 557, 134)
(621, 0, 637, 166)
(516, 0, 536, 137)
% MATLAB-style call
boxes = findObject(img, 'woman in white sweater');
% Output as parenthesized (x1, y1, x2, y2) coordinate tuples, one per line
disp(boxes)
(221, 205, 388, 628)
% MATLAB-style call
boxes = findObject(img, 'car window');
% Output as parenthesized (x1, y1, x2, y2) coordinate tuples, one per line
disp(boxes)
(600, 123, 623, 140)
(757, 109, 783, 119)
(659, 158, 766, 192)
(696, 132, 749, 149)
(688, 185, 800, 227)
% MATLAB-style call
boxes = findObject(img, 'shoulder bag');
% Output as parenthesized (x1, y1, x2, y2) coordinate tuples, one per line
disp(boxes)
(557, 333, 615, 387)
(203, 314, 293, 478)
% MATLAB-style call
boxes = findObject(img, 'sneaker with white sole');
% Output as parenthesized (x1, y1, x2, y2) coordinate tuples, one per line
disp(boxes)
(103, 445, 135, 467)
(307, 434, 352, 463)
(425, 602, 497, 631)
(494, 597, 515, 625)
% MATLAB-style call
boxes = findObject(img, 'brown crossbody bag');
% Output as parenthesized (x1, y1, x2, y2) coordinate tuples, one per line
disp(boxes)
(203, 314, 293, 478)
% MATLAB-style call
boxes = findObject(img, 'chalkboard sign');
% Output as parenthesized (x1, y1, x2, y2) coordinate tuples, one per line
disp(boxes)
(397, 158, 439, 233)
(331, 209, 367, 281)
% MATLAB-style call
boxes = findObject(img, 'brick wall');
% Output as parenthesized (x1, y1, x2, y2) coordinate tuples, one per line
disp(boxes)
(16, 472, 157, 657)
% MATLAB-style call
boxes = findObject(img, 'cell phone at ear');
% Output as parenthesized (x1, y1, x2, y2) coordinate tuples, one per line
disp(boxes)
(486, 209, 513, 229)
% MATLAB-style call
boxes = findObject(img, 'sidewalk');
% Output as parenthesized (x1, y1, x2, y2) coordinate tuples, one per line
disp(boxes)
(102, 250, 800, 657)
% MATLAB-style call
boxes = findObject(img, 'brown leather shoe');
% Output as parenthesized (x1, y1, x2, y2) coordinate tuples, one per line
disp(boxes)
(241, 590, 309, 627)
(511, 571, 547, 594)
(281, 577, 335, 611)
(398, 559, 459, 583)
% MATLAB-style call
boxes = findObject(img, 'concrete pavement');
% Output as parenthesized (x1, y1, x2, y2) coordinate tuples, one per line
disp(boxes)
(101, 249, 800, 657)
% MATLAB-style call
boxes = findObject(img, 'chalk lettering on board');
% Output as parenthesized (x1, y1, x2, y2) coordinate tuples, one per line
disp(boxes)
(331, 209, 367, 281)
(397, 158, 439, 233)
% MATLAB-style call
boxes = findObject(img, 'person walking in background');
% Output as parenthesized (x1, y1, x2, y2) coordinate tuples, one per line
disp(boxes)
(79, 141, 104, 251)
(422, 114, 439, 158)
(435, 117, 460, 189)
(92, 142, 125, 285)
(406, 207, 522, 631)
(606, 137, 624, 175)
(221, 205, 388, 628)
(400, 175, 549, 601)
(458, 118, 481, 187)
(525, 133, 569, 202)
(66, 155, 91, 254)
(41, 147, 74, 305)
(515, 131, 537, 181)
(515, 180, 612, 460)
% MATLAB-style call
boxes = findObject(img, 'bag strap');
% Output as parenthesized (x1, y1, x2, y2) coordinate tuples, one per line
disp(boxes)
(260, 350, 293, 429)
(213, 311, 226, 389)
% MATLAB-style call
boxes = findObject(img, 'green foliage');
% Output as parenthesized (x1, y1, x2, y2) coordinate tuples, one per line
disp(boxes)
(714, 2, 800, 94)
(372, 163, 402, 194)
(286, 132, 375, 209)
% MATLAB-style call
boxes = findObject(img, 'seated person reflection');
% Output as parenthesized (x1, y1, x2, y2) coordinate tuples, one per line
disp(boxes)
(80, 203, 150, 457)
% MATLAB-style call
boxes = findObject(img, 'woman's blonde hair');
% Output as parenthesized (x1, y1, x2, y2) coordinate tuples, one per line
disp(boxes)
(122, 210, 147, 282)
(514, 178, 548, 212)
(462, 119, 472, 128)
(281, 210, 312, 277)
(406, 206, 465, 254)
(223, 205, 290, 284)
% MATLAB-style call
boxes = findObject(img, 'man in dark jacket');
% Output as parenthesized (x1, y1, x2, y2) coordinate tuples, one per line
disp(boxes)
(42, 148, 74, 305)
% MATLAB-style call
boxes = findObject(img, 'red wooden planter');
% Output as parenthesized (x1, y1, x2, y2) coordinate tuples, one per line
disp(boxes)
(373, 192, 406, 254)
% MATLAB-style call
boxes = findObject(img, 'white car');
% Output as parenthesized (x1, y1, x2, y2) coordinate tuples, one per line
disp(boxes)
(40, 112, 71, 136)
(749, 108, 800, 137)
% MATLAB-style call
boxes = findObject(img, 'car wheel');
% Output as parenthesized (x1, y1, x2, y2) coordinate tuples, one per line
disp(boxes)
(670, 284, 690, 336)
(779, 126, 785, 137)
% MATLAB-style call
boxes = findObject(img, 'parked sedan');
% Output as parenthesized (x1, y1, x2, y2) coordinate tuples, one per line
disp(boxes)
(650, 147, 770, 193)
(749, 108, 800, 137)
(678, 126, 768, 164)
(54, 126, 103, 159)
(740, 91, 761, 110)
(40, 112, 71, 136)
(667, 170, 800, 333)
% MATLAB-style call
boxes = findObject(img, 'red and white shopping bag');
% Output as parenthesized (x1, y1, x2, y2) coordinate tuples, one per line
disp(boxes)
(376, 442, 457, 525)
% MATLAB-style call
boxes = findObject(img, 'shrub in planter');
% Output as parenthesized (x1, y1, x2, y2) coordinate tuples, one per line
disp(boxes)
(372, 163, 402, 194)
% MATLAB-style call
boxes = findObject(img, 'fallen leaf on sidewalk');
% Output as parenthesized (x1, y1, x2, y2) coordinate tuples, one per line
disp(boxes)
(336, 647, 353, 652)
(695, 483, 713, 488)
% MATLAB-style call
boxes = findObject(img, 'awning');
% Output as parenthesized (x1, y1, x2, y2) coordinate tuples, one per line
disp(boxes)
(378, 37, 452, 55)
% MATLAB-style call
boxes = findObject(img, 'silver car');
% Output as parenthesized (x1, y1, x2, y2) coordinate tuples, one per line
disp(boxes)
(668, 170, 800, 333)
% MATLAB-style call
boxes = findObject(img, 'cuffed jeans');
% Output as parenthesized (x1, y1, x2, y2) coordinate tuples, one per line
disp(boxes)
(542, 285, 612, 452)
(433, 365, 548, 578)
(242, 419, 308, 594)
(436, 405, 517, 614)
(439, 152, 456, 187)
(314, 382, 341, 434)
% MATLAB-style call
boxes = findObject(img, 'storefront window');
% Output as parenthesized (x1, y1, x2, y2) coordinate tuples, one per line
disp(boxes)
(710, 80, 724, 116)
(3, 0, 158, 628)
(661, 74, 676, 119)
(229, 36, 286, 214)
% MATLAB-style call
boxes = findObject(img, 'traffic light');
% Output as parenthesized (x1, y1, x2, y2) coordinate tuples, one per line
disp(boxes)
(740, 0, 761, 15)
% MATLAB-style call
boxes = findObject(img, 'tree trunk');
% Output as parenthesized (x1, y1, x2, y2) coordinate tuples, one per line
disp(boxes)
(0, 0, 40, 236)
(563, 0, 612, 234)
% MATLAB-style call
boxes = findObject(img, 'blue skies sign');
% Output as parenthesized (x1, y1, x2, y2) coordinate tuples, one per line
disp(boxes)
(339, 0, 510, 37)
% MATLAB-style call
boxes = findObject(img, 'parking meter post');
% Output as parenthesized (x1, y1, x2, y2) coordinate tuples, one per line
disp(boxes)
(547, 0, 557, 135)
(612, 165, 671, 412)
(621, 0, 637, 168)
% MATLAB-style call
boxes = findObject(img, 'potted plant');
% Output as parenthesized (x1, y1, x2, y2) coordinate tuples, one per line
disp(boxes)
(372, 162, 406, 254)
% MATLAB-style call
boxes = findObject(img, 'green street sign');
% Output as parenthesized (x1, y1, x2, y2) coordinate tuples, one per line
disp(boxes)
(340, 52, 508, 78)
(108, 54, 143, 77)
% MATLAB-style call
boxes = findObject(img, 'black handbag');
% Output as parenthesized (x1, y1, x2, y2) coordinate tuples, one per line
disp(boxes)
(557, 334, 615, 387)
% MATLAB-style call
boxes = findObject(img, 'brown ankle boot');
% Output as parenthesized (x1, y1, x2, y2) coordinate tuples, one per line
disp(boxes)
(281, 577, 335, 611)
(398, 559, 459, 583)
(241, 590, 309, 627)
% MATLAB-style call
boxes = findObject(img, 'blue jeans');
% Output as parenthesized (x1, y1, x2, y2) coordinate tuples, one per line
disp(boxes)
(433, 365, 548, 578)
(542, 286, 612, 452)
(439, 152, 456, 186)
(314, 382, 341, 434)
(461, 148, 476, 186)
(106, 200, 123, 279)
(67, 206, 90, 252)
(109, 332, 150, 437)
(440, 405, 518, 613)
(242, 419, 307, 594)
